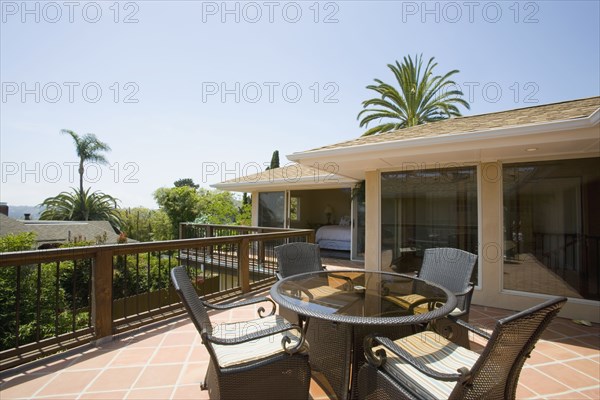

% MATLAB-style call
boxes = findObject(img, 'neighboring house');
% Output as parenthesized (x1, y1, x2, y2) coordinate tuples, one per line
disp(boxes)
(214, 96, 600, 322)
(0, 213, 125, 248)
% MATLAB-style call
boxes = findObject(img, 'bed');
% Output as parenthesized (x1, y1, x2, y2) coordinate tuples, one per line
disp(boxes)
(316, 224, 351, 251)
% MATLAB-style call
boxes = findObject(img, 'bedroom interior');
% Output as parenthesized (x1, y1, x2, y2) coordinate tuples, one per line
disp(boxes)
(289, 188, 354, 259)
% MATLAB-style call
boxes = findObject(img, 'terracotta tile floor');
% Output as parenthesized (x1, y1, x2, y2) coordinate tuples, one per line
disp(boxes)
(1, 291, 598, 399)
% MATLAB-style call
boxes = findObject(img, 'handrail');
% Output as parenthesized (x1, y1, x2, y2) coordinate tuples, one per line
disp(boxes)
(0, 229, 315, 266)
(0, 225, 314, 371)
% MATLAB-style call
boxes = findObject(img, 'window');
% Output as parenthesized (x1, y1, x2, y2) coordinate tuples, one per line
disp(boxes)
(381, 167, 478, 279)
(503, 158, 600, 300)
(258, 192, 285, 228)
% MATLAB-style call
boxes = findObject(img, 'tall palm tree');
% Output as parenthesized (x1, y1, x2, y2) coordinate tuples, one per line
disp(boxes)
(357, 54, 470, 136)
(39, 188, 122, 231)
(61, 129, 111, 196)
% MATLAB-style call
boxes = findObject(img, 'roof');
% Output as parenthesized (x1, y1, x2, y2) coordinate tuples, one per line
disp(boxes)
(0, 214, 28, 236)
(0, 214, 125, 246)
(285, 97, 599, 180)
(212, 163, 358, 192)
(296, 96, 600, 154)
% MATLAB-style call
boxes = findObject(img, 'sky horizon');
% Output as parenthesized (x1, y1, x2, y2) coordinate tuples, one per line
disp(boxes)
(2, 0, 599, 209)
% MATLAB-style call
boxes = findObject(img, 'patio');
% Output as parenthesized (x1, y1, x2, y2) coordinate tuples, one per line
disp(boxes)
(1, 277, 598, 400)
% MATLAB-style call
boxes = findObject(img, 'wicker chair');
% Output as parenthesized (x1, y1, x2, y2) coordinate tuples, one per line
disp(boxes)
(275, 242, 325, 280)
(386, 247, 477, 346)
(358, 297, 567, 400)
(275, 242, 327, 324)
(418, 248, 478, 317)
(170, 266, 311, 400)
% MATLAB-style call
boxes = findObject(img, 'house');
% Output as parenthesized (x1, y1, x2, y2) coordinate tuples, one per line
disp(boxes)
(0, 213, 125, 248)
(214, 96, 600, 322)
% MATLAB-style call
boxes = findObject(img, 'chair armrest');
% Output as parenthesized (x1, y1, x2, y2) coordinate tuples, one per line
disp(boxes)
(207, 322, 307, 354)
(447, 315, 492, 340)
(449, 285, 474, 317)
(364, 334, 471, 383)
(276, 271, 283, 280)
(454, 284, 474, 298)
(203, 297, 276, 318)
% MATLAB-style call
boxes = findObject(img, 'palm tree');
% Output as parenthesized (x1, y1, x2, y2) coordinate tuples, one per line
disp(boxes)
(39, 188, 122, 231)
(357, 54, 470, 136)
(61, 129, 111, 197)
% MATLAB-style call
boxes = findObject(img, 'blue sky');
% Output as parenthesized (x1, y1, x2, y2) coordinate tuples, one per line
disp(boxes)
(1, 0, 599, 208)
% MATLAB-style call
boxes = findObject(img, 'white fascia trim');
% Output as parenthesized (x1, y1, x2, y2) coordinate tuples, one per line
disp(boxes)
(288, 113, 600, 162)
(211, 176, 358, 191)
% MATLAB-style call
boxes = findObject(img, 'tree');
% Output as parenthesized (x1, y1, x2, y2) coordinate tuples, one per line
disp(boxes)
(267, 150, 280, 169)
(148, 209, 173, 241)
(174, 178, 200, 189)
(237, 203, 252, 226)
(154, 186, 200, 238)
(61, 129, 111, 217)
(117, 207, 155, 242)
(116, 207, 174, 241)
(357, 54, 470, 136)
(39, 188, 122, 231)
(196, 190, 239, 224)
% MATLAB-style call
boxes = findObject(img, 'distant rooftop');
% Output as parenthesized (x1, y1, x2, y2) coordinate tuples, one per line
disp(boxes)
(0, 214, 124, 247)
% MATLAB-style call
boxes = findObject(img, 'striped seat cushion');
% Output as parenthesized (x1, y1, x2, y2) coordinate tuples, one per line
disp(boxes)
(384, 294, 463, 316)
(374, 331, 479, 400)
(306, 285, 359, 309)
(211, 315, 300, 368)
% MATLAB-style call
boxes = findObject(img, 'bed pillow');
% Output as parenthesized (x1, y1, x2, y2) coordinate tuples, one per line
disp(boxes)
(339, 215, 351, 226)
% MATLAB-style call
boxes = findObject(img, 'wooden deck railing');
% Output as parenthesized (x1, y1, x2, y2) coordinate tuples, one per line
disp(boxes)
(0, 226, 314, 370)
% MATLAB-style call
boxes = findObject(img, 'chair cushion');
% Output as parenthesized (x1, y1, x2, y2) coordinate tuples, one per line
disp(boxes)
(374, 331, 479, 400)
(211, 315, 301, 368)
(384, 294, 463, 316)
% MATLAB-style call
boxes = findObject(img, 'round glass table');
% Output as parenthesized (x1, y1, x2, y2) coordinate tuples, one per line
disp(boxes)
(271, 270, 457, 399)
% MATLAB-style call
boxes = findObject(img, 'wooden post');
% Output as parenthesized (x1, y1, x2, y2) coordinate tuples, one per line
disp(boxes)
(239, 238, 250, 293)
(93, 249, 113, 339)
(308, 230, 316, 244)
(207, 225, 214, 258)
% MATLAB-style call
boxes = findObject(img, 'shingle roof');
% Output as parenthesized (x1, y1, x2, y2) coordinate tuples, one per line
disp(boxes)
(0, 214, 28, 236)
(0, 214, 124, 245)
(215, 163, 356, 186)
(299, 96, 600, 153)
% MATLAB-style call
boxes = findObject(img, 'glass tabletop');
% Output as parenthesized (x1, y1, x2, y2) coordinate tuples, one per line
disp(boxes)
(270, 270, 457, 326)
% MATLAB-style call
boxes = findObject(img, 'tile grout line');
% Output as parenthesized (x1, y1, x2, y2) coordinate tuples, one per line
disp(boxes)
(528, 363, 587, 395)
(540, 360, 600, 383)
(30, 346, 121, 400)
(74, 340, 131, 400)
(169, 322, 202, 399)
(518, 382, 542, 399)
(527, 353, 600, 369)
(529, 385, 599, 400)
(122, 326, 173, 400)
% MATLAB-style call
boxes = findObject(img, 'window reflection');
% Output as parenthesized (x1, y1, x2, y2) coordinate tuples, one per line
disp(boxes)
(381, 167, 478, 280)
(503, 158, 600, 300)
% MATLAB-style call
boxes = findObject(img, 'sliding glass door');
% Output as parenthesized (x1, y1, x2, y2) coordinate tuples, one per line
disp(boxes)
(503, 157, 600, 300)
(381, 167, 478, 279)
(258, 192, 285, 228)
